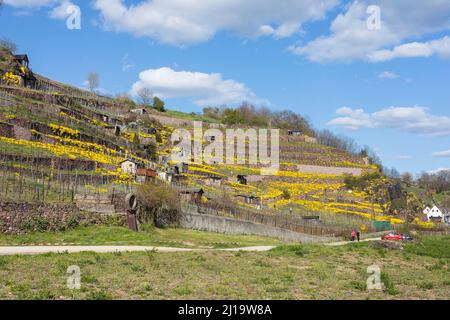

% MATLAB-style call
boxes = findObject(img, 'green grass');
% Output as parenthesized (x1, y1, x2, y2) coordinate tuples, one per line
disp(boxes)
(0, 225, 282, 249)
(0, 140, 53, 157)
(161, 109, 218, 123)
(404, 236, 450, 259)
(0, 237, 448, 300)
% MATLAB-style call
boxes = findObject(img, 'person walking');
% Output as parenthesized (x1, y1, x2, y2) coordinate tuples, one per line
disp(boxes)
(357, 231, 361, 242)
(351, 231, 356, 242)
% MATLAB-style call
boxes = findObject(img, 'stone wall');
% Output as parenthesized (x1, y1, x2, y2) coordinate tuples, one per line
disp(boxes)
(180, 212, 337, 243)
(0, 122, 14, 138)
(13, 125, 32, 140)
(0, 202, 117, 234)
(296, 164, 363, 176)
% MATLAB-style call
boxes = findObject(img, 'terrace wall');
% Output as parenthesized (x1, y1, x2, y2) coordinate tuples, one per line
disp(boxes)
(180, 211, 337, 243)
(296, 164, 363, 176)
(0, 202, 110, 234)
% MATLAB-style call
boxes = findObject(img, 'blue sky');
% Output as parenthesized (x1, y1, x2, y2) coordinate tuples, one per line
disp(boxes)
(1, 0, 450, 175)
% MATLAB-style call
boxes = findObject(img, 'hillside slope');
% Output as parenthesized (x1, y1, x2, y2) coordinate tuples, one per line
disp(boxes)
(0, 49, 436, 235)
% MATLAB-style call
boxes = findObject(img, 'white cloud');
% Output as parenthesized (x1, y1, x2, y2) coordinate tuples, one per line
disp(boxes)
(433, 150, 450, 158)
(378, 71, 399, 79)
(368, 36, 450, 62)
(48, 0, 74, 19)
(131, 67, 262, 106)
(292, 0, 450, 63)
(92, 0, 338, 45)
(4, 0, 56, 7)
(328, 106, 450, 136)
(290, 2, 400, 63)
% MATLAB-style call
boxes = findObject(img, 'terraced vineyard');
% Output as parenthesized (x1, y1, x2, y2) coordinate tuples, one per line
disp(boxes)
(0, 47, 436, 235)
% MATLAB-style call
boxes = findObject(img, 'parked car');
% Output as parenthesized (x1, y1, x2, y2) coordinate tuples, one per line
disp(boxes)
(381, 233, 403, 241)
(402, 234, 413, 241)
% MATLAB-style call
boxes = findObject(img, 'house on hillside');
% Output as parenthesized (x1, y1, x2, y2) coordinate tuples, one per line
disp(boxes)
(237, 175, 248, 185)
(179, 187, 204, 203)
(136, 168, 157, 183)
(423, 205, 444, 222)
(206, 174, 223, 186)
(8, 54, 36, 88)
(205, 134, 217, 143)
(120, 160, 137, 175)
(236, 194, 261, 206)
(130, 108, 147, 115)
(142, 127, 157, 135)
(168, 163, 189, 175)
(288, 130, 302, 136)
(444, 212, 450, 225)
(157, 171, 174, 183)
(14, 54, 29, 68)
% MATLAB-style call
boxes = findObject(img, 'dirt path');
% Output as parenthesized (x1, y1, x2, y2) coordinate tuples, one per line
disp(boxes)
(0, 245, 277, 256)
(0, 237, 381, 256)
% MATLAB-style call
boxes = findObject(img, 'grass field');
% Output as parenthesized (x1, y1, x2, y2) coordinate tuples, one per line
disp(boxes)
(0, 225, 282, 248)
(0, 232, 448, 300)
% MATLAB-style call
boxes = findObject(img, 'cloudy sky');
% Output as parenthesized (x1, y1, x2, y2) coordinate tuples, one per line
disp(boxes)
(1, 0, 449, 174)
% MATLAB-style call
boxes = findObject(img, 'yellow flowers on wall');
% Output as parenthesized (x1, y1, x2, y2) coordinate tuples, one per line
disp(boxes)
(0, 135, 121, 164)
(49, 123, 79, 137)
(59, 111, 81, 123)
(2, 72, 20, 86)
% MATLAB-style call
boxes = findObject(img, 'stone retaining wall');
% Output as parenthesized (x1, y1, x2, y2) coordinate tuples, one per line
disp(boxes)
(0, 202, 117, 235)
(180, 212, 338, 243)
(297, 164, 363, 176)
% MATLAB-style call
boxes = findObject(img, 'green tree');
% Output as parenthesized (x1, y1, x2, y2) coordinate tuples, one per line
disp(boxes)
(153, 96, 166, 112)
(144, 142, 157, 160)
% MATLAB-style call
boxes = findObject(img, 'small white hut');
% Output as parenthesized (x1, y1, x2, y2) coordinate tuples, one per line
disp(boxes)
(120, 160, 137, 175)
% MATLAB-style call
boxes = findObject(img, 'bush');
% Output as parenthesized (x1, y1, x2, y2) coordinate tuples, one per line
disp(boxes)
(381, 272, 399, 295)
(143, 142, 157, 160)
(202, 103, 315, 134)
(65, 216, 79, 230)
(136, 182, 181, 227)
(344, 172, 382, 190)
(282, 189, 291, 200)
(153, 96, 166, 112)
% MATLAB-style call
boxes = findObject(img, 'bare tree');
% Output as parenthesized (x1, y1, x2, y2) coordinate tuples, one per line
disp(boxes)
(87, 72, 99, 93)
(442, 195, 450, 211)
(401, 172, 414, 186)
(0, 38, 17, 53)
(137, 87, 153, 106)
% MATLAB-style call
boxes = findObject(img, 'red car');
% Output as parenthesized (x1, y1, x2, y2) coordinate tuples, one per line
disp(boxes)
(381, 233, 403, 241)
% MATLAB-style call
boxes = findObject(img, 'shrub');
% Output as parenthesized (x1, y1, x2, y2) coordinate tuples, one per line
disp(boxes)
(65, 216, 80, 230)
(282, 189, 291, 200)
(143, 142, 157, 160)
(136, 182, 181, 227)
(153, 96, 166, 112)
(381, 272, 399, 295)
